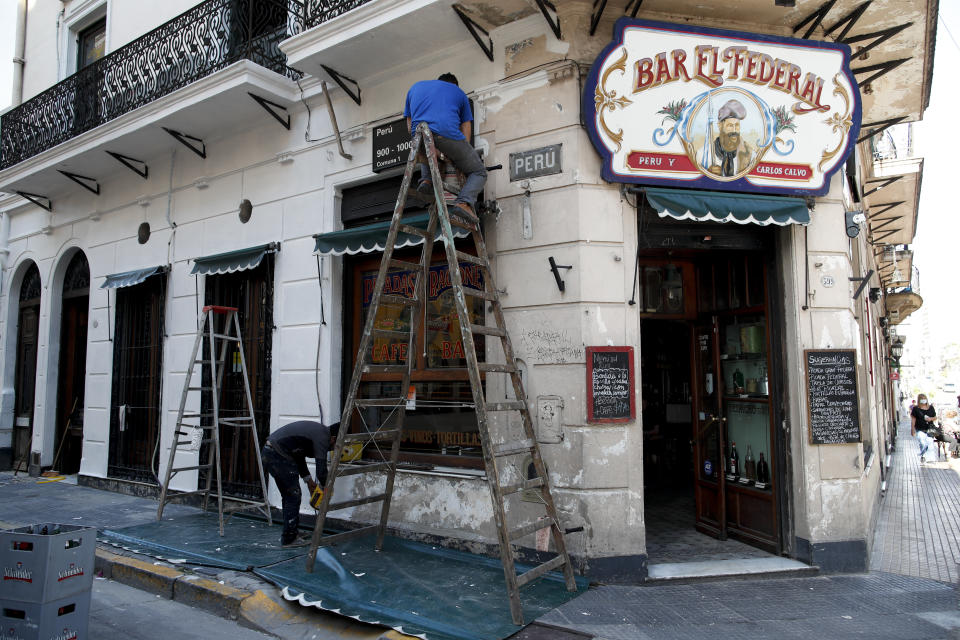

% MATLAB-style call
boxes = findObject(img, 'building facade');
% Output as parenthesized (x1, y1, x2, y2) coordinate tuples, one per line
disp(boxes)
(0, 0, 935, 580)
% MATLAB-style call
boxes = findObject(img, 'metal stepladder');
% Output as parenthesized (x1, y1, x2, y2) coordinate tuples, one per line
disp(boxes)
(307, 123, 576, 624)
(157, 305, 272, 536)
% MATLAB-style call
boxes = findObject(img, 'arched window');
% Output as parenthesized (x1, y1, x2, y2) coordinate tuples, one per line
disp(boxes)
(62, 252, 90, 299)
(19, 264, 41, 304)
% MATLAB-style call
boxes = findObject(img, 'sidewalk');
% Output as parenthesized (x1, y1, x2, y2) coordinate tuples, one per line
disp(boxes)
(536, 419, 960, 639)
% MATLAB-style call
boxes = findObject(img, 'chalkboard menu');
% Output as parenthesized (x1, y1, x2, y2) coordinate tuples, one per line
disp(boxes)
(586, 346, 635, 423)
(804, 349, 861, 444)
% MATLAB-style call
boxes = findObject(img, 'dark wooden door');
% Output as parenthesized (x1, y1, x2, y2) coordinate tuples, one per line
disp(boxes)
(692, 317, 727, 539)
(108, 276, 166, 482)
(55, 253, 90, 474)
(13, 264, 41, 470)
(202, 259, 273, 499)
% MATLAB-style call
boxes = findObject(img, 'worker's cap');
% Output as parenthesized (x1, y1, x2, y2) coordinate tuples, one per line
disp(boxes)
(717, 99, 747, 121)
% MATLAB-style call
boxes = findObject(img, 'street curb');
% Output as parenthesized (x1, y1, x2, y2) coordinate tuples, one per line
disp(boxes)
(93, 546, 413, 639)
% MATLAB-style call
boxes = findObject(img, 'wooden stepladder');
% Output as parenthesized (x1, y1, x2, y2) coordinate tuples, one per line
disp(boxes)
(157, 305, 272, 536)
(306, 123, 576, 624)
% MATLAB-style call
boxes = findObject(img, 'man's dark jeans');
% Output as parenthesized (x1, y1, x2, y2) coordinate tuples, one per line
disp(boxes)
(420, 134, 487, 207)
(261, 446, 302, 544)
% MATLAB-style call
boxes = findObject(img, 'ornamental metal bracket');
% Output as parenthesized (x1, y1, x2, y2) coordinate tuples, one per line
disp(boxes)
(320, 65, 361, 106)
(453, 5, 494, 62)
(857, 116, 907, 144)
(548, 256, 572, 293)
(590, 0, 641, 35)
(851, 58, 910, 89)
(248, 92, 290, 130)
(863, 175, 903, 198)
(589, 0, 608, 36)
(106, 151, 148, 179)
(162, 127, 206, 159)
(849, 269, 874, 300)
(57, 170, 100, 195)
(535, 0, 561, 40)
(17, 192, 52, 212)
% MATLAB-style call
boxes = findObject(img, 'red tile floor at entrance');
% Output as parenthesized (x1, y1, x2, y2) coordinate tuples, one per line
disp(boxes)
(870, 417, 960, 584)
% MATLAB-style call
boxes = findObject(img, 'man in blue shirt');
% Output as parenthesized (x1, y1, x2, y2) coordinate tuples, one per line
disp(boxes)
(404, 73, 487, 221)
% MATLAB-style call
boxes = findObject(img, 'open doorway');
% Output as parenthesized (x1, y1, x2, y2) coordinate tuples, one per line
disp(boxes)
(640, 262, 780, 563)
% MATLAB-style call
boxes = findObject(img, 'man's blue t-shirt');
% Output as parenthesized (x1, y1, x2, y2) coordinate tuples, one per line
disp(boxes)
(404, 79, 472, 141)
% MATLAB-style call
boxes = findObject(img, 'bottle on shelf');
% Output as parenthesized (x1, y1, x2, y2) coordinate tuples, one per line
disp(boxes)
(728, 441, 740, 479)
(757, 452, 770, 485)
(744, 445, 756, 482)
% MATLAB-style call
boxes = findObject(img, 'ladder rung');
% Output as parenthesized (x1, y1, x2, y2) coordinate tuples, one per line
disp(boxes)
(343, 429, 402, 443)
(362, 365, 409, 374)
(516, 555, 566, 588)
(181, 413, 215, 419)
(479, 363, 517, 374)
(354, 398, 405, 407)
(328, 493, 386, 511)
(169, 464, 212, 473)
(160, 489, 209, 500)
(313, 525, 379, 547)
(494, 439, 535, 458)
(187, 386, 213, 391)
(501, 477, 544, 496)
(380, 294, 417, 307)
(468, 289, 498, 301)
(454, 251, 485, 266)
(486, 401, 526, 412)
(175, 439, 212, 446)
(372, 328, 410, 339)
(211, 333, 242, 341)
(388, 258, 421, 271)
(220, 418, 255, 426)
(509, 516, 554, 542)
(471, 324, 506, 337)
(337, 461, 394, 477)
(397, 224, 431, 239)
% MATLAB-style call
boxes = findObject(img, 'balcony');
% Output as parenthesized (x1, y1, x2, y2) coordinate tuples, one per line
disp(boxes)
(282, 0, 465, 88)
(0, 0, 306, 196)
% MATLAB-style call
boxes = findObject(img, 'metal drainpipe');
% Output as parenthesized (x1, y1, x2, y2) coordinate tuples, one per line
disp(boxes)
(12, 0, 27, 106)
(0, 212, 10, 297)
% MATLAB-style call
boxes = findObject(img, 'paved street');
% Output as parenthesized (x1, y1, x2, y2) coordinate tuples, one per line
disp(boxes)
(91, 577, 273, 640)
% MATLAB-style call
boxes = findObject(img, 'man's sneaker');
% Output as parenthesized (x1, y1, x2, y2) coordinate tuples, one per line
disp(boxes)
(416, 179, 434, 199)
(281, 533, 311, 548)
(449, 201, 478, 223)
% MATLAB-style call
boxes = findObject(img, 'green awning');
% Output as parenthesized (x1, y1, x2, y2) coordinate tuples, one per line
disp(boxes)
(314, 214, 469, 256)
(645, 187, 810, 226)
(191, 243, 275, 276)
(100, 265, 166, 289)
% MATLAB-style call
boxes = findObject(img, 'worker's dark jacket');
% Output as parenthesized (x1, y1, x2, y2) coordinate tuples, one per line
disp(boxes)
(265, 420, 329, 485)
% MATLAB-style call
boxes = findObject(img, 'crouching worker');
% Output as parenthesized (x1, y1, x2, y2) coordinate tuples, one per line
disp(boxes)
(404, 73, 486, 221)
(261, 420, 339, 548)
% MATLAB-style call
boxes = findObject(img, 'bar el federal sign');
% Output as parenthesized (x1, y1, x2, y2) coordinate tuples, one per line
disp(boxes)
(582, 19, 861, 196)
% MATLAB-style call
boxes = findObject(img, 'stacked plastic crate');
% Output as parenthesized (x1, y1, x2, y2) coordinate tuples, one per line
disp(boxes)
(0, 523, 96, 640)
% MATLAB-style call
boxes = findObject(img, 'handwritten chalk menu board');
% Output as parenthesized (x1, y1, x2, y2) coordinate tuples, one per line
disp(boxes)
(586, 346, 635, 423)
(805, 349, 861, 444)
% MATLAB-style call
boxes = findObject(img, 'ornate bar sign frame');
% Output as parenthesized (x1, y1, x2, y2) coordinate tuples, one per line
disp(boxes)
(583, 18, 861, 196)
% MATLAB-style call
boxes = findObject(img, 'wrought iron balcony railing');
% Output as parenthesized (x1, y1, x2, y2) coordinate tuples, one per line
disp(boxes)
(303, 0, 376, 29)
(0, 0, 305, 171)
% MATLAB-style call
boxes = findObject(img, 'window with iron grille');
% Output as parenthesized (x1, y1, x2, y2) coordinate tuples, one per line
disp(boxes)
(108, 274, 166, 483)
(200, 256, 274, 499)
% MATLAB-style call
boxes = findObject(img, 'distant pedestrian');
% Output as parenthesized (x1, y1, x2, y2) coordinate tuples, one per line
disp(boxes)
(910, 394, 936, 463)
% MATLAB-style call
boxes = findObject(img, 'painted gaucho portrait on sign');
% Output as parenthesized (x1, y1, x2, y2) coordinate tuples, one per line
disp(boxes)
(685, 90, 766, 180)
